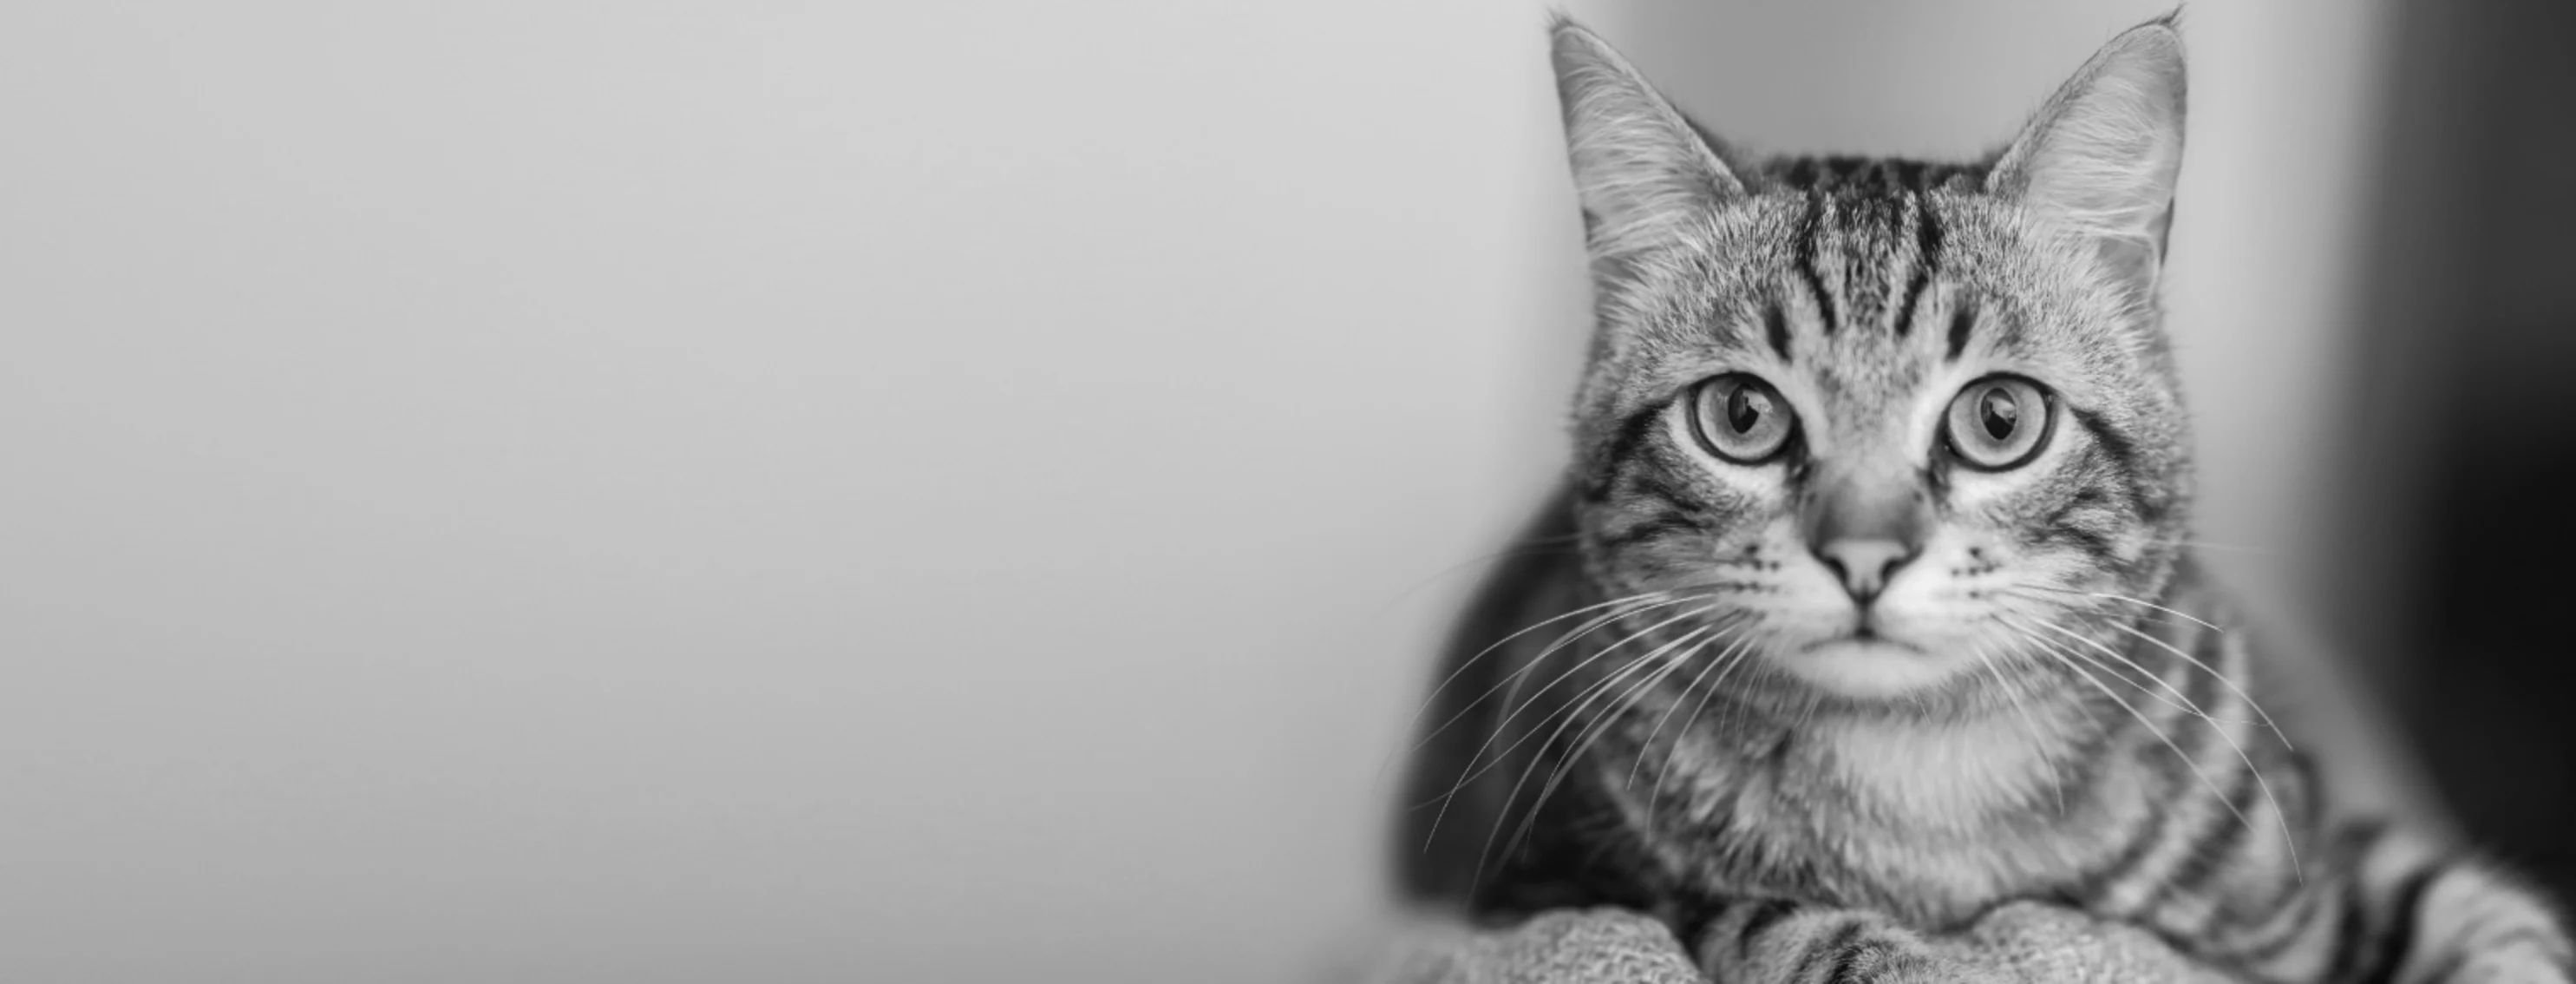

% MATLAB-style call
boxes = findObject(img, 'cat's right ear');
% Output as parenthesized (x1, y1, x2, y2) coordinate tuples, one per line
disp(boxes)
(1549, 16, 1742, 261)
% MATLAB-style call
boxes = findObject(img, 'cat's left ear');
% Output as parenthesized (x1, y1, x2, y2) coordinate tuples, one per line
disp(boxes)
(1988, 15, 2187, 293)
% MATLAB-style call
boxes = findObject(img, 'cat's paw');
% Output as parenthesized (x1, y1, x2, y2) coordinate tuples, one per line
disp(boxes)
(1762, 928, 2009, 984)
(1695, 904, 2018, 984)
(2435, 947, 2573, 984)
(2416, 875, 2575, 984)
(1813, 948, 2002, 984)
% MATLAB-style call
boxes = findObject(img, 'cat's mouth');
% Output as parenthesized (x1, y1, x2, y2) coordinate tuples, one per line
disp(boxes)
(1782, 632, 1957, 700)
(1802, 612, 1925, 654)
(1801, 631, 1924, 657)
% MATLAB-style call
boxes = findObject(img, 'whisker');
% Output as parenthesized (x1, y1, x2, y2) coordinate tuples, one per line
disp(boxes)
(2105, 620, 2292, 752)
(1416, 604, 1716, 847)
(2136, 536, 2281, 557)
(1370, 534, 1585, 618)
(1474, 603, 1718, 761)
(1995, 590, 2258, 725)
(1410, 594, 1699, 758)
(1997, 617, 2262, 852)
(1625, 626, 1740, 791)
(2024, 618, 2258, 726)
(1459, 624, 1708, 898)
(1398, 591, 1673, 757)
(1969, 640, 2064, 817)
(1647, 632, 1762, 819)
(1998, 587, 2200, 638)
(2018, 584, 2227, 634)
(1490, 623, 1722, 882)
(1487, 594, 1715, 740)
(2028, 618, 2302, 882)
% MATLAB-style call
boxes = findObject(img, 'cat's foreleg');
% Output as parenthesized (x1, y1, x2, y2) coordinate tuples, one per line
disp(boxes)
(2144, 820, 2572, 984)
(1677, 896, 2250, 984)
(1683, 897, 1986, 984)
(1684, 894, 2289, 983)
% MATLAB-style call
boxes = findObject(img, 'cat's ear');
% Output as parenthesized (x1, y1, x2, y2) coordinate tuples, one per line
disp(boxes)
(1549, 16, 1742, 260)
(1987, 15, 2187, 292)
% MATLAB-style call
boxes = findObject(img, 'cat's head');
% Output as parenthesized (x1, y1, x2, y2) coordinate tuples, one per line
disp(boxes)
(1552, 14, 2193, 710)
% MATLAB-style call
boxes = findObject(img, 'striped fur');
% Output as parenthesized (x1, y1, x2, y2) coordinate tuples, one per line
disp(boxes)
(1394, 14, 2570, 984)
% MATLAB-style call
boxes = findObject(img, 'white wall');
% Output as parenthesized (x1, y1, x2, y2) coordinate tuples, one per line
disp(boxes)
(0, 3, 2393, 981)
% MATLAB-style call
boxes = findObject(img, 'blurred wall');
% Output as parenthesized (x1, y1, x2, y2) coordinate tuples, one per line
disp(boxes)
(2341, 0, 2576, 900)
(0, 3, 2405, 982)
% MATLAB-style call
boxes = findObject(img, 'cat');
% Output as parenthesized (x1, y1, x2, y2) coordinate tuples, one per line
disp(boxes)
(1392, 12, 2572, 984)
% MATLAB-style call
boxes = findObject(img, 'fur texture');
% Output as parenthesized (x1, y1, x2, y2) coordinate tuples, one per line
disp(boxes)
(1394, 14, 2571, 984)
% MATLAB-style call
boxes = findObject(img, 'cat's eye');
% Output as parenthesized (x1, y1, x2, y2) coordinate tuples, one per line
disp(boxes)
(1945, 376, 2054, 469)
(1688, 373, 1795, 464)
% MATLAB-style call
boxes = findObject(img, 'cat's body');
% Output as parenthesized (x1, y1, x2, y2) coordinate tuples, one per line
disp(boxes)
(1394, 15, 2570, 984)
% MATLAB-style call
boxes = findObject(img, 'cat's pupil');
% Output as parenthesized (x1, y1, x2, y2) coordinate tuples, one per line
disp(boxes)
(1979, 389, 2018, 440)
(1728, 388, 1766, 433)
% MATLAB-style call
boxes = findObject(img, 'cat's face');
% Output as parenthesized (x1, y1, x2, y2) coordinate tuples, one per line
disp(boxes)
(1551, 18, 2192, 711)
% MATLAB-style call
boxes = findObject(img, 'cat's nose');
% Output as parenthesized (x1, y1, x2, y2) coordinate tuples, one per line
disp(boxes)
(1813, 538, 1916, 604)
(1800, 462, 1928, 605)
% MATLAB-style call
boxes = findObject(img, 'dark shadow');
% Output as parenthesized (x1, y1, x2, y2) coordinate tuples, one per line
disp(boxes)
(2334, 0, 2576, 896)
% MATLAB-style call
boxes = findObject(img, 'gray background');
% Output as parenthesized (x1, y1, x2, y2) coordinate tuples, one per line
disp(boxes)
(0, 2, 2402, 981)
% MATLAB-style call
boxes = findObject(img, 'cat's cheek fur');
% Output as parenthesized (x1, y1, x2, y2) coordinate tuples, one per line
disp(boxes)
(1868, 535, 2007, 645)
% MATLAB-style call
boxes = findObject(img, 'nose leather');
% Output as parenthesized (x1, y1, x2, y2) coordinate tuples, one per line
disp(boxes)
(1801, 463, 1928, 604)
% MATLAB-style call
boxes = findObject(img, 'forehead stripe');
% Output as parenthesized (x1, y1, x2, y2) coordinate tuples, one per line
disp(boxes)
(1944, 296, 1979, 363)
(1764, 301, 1793, 361)
(1892, 193, 1942, 338)
(1794, 190, 1838, 335)
(1583, 397, 1672, 501)
(2069, 405, 2171, 527)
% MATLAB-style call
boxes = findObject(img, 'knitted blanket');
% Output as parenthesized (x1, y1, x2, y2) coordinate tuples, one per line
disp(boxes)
(1353, 904, 2239, 984)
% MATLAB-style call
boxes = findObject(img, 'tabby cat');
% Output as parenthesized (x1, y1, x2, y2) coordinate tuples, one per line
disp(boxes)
(1394, 13, 2571, 984)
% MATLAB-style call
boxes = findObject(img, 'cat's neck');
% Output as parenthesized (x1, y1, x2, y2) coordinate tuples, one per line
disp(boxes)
(1802, 699, 2091, 829)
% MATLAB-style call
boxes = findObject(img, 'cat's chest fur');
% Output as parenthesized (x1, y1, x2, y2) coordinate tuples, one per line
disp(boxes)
(1600, 704, 2129, 928)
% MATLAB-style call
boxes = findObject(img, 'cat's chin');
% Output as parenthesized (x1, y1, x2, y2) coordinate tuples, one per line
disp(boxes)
(1781, 634, 1966, 700)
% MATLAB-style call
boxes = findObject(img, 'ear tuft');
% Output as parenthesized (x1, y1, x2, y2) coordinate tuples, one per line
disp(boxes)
(1988, 16, 2187, 292)
(1548, 15, 1741, 262)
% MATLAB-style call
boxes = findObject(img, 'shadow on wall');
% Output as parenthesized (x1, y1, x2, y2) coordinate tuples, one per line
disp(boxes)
(2337, 0, 2576, 899)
